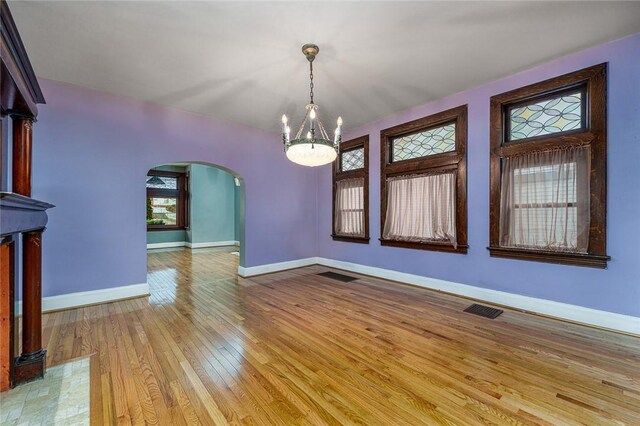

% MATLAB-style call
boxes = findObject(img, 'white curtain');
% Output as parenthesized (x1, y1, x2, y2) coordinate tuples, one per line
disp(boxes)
(499, 145, 590, 252)
(335, 177, 365, 237)
(382, 171, 457, 246)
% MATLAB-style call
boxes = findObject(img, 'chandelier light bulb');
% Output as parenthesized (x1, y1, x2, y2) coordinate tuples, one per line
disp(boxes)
(310, 109, 316, 119)
(337, 116, 343, 126)
(306, 131, 312, 139)
(282, 114, 288, 124)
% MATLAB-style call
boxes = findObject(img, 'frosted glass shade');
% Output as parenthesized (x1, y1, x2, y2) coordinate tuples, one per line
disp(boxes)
(286, 141, 337, 167)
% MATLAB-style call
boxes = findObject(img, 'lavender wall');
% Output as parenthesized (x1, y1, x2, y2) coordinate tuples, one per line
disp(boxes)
(32, 80, 317, 297)
(317, 33, 640, 317)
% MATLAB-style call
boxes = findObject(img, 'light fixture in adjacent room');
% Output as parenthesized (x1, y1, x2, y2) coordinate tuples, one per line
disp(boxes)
(281, 44, 343, 167)
(146, 175, 165, 186)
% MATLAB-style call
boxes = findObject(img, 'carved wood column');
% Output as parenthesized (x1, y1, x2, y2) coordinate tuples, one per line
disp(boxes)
(14, 229, 46, 383)
(12, 116, 33, 197)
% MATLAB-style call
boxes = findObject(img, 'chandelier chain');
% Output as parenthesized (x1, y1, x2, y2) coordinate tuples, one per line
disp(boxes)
(309, 61, 314, 104)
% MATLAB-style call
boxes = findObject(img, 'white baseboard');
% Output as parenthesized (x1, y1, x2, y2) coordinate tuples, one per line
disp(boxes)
(238, 257, 317, 277)
(147, 241, 239, 250)
(17, 283, 149, 314)
(315, 258, 640, 335)
(237, 256, 640, 335)
(186, 240, 239, 249)
(147, 241, 186, 249)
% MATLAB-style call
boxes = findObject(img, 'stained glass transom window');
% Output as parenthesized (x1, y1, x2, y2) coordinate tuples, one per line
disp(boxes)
(509, 91, 583, 141)
(341, 148, 365, 171)
(392, 123, 456, 161)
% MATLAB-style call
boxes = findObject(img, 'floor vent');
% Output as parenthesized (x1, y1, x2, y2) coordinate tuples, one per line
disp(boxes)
(317, 271, 359, 282)
(464, 304, 503, 319)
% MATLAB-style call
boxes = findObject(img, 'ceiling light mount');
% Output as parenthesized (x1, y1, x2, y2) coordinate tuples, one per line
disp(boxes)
(280, 43, 343, 167)
(302, 43, 319, 62)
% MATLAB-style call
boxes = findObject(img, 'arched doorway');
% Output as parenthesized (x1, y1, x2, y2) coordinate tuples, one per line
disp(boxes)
(144, 162, 245, 297)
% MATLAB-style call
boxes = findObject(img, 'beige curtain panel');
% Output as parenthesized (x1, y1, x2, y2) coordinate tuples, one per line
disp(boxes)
(499, 145, 591, 253)
(383, 171, 457, 246)
(335, 177, 365, 237)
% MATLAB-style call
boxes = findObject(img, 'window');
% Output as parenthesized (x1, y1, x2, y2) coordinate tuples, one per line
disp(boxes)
(380, 105, 467, 253)
(332, 135, 369, 243)
(146, 170, 189, 230)
(489, 63, 609, 267)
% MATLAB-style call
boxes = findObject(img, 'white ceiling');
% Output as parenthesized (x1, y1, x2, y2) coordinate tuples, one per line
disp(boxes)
(9, 1, 640, 132)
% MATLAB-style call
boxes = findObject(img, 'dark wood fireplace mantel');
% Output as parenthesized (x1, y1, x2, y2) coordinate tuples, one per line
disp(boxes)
(1, 0, 50, 391)
(1, 193, 54, 236)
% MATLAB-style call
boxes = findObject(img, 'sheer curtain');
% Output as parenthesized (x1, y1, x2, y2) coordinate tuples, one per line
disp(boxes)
(383, 171, 456, 246)
(335, 177, 365, 237)
(499, 145, 590, 252)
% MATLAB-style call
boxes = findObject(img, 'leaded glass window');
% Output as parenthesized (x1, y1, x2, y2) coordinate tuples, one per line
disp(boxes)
(392, 123, 456, 162)
(508, 90, 584, 141)
(341, 148, 365, 171)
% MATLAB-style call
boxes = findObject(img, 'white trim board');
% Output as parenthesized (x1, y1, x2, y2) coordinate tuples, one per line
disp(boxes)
(186, 241, 239, 249)
(238, 257, 640, 335)
(147, 241, 239, 250)
(17, 283, 149, 315)
(238, 258, 317, 277)
(146, 241, 186, 249)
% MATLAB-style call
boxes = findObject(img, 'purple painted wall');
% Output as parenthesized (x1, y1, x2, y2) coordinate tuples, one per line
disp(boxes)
(317, 33, 640, 317)
(32, 80, 318, 297)
(31, 33, 639, 316)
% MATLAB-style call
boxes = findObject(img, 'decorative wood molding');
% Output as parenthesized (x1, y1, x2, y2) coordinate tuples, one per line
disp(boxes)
(332, 135, 370, 243)
(0, 0, 45, 116)
(489, 63, 608, 268)
(380, 105, 468, 253)
(0, 192, 54, 237)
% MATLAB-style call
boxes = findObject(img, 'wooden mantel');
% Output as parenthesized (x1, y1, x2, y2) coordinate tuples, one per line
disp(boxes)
(1, 0, 50, 391)
(0, 193, 54, 236)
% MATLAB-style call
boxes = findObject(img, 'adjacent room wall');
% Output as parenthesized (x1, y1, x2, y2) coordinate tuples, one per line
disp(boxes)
(31, 80, 318, 297)
(317, 33, 640, 318)
(186, 164, 236, 244)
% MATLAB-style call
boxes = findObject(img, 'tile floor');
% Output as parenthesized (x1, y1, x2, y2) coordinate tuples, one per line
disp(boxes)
(0, 357, 90, 425)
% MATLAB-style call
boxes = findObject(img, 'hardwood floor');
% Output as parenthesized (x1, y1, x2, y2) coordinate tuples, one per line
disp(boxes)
(40, 247, 639, 425)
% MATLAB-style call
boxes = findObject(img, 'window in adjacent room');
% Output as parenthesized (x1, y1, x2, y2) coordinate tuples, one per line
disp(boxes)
(332, 135, 369, 243)
(380, 105, 468, 253)
(489, 63, 609, 268)
(146, 170, 189, 230)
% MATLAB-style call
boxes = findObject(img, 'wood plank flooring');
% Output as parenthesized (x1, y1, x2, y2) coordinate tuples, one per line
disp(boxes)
(39, 247, 640, 425)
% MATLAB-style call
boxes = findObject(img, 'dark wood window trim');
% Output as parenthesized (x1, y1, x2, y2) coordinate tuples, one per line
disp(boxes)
(488, 63, 609, 268)
(332, 135, 370, 243)
(146, 170, 189, 231)
(380, 105, 468, 254)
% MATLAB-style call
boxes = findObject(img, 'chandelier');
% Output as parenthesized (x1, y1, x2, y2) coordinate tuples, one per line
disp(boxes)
(281, 44, 343, 167)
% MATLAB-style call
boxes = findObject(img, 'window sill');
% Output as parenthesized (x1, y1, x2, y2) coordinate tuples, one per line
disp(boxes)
(380, 239, 468, 254)
(331, 234, 370, 244)
(147, 226, 187, 232)
(487, 246, 610, 268)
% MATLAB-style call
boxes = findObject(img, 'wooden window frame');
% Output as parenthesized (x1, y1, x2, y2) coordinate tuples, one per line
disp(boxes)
(332, 135, 370, 244)
(488, 63, 609, 268)
(380, 105, 468, 253)
(146, 170, 189, 231)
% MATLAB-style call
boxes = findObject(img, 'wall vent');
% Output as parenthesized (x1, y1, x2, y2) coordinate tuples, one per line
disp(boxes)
(317, 271, 358, 282)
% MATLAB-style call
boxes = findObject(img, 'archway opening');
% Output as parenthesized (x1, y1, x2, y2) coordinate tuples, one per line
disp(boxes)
(144, 162, 245, 298)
